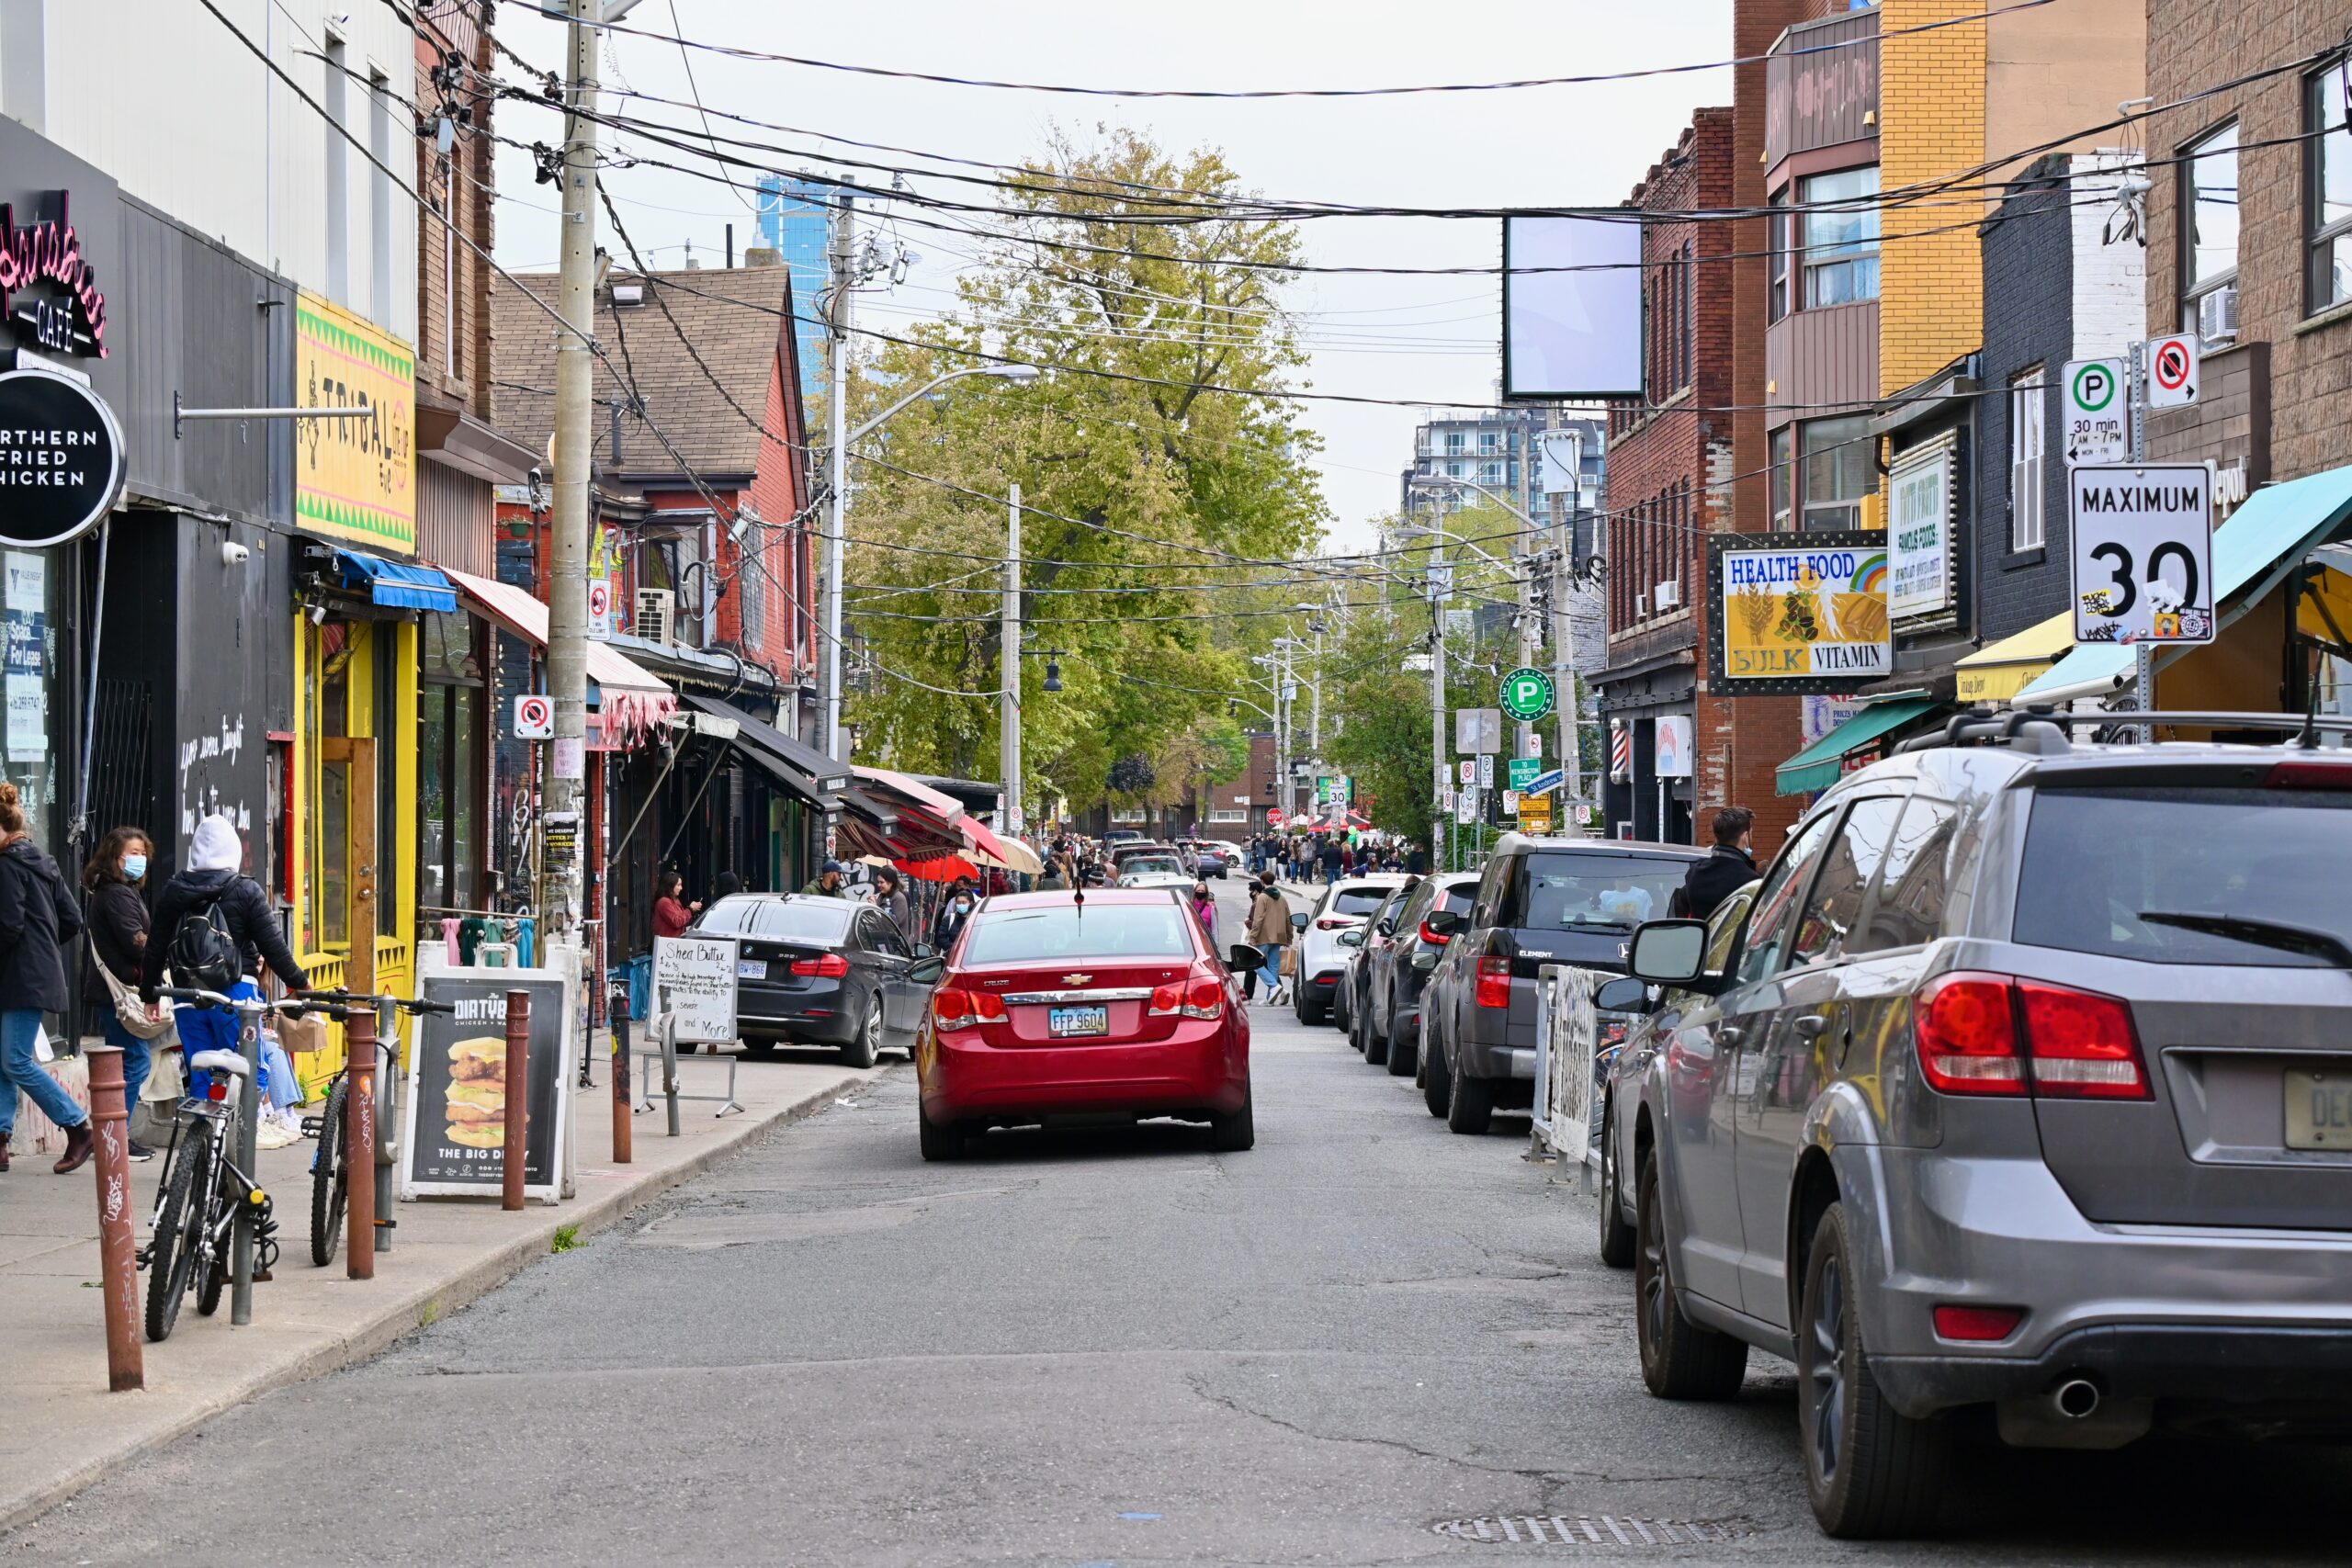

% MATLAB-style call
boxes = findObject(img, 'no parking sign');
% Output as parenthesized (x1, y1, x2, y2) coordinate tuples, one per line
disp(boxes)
(514, 693, 554, 739)
(2147, 333, 2199, 410)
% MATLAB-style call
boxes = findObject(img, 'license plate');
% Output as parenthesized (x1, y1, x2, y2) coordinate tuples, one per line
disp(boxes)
(1048, 1005, 1109, 1038)
(2284, 1069, 2352, 1149)
(737, 959, 767, 979)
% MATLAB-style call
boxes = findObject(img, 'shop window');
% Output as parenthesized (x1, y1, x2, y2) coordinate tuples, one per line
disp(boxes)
(1770, 427, 1793, 531)
(2181, 121, 2241, 343)
(1768, 189, 1792, 322)
(2010, 369, 2046, 551)
(419, 614, 484, 915)
(1800, 416, 1876, 530)
(1801, 166, 1881, 307)
(2309, 64, 2352, 313)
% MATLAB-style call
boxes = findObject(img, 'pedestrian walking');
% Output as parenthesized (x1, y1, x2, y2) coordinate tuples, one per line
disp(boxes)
(1318, 836, 1344, 885)
(82, 826, 163, 1161)
(141, 814, 310, 1107)
(873, 866, 912, 939)
(1189, 880, 1217, 942)
(652, 869, 699, 938)
(1677, 807, 1758, 921)
(1244, 875, 1294, 1004)
(0, 783, 92, 1175)
(932, 882, 978, 953)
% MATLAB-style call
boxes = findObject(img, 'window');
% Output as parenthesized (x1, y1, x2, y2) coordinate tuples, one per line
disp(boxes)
(2181, 121, 2240, 334)
(2010, 368, 2046, 551)
(1481, 461, 1504, 487)
(1446, 430, 1466, 455)
(1801, 166, 1881, 307)
(1733, 811, 1838, 985)
(1770, 426, 1793, 531)
(2310, 64, 2352, 312)
(417, 613, 483, 917)
(962, 903, 1197, 964)
(1768, 190, 1792, 322)
(1480, 430, 1499, 455)
(1788, 796, 1905, 968)
(1507, 852, 1692, 931)
(1677, 243, 1696, 389)
(323, 36, 349, 302)
(1800, 416, 1875, 530)
(1208, 807, 1248, 823)
(369, 70, 393, 327)
(1857, 795, 1958, 951)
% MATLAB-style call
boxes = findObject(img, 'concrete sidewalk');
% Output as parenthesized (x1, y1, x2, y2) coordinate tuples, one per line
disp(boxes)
(0, 1038, 886, 1532)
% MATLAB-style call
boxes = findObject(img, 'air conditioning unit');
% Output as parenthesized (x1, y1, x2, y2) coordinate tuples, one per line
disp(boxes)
(634, 588, 675, 644)
(1655, 579, 1680, 610)
(2198, 283, 2239, 347)
(1634, 591, 1650, 618)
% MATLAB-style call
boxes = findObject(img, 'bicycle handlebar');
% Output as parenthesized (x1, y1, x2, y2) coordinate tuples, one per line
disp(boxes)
(300, 987, 458, 1016)
(157, 987, 324, 1016)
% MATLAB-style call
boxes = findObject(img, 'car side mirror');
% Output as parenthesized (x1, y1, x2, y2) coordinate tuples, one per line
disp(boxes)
(1594, 975, 1656, 1014)
(1338, 928, 1364, 947)
(1375, 919, 1396, 936)
(1424, 909, 1462, 937)
(1227, 942, 1264, 972)
(1627, 919, 1710, 987)
(1290, 911, 1309, 931)
(913, 943, 933, 959)
(907, 955, 946, 987)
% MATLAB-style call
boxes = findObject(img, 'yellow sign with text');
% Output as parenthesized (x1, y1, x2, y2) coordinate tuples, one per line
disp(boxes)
(1517, 796, 1554, 835)
(1715, 536, 1892, 690)
(294, 292, 415, 556)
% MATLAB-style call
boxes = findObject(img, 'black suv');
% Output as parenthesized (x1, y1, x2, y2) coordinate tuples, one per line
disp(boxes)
(1355, 872, 1480, 1077)
(1420, 834, 1702, 1134)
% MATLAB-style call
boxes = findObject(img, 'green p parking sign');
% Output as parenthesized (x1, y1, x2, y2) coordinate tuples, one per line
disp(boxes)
(1499, 667, 1555, 723)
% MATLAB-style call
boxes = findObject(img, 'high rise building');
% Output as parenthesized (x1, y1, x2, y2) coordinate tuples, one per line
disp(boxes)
(757, 175, 848, 411)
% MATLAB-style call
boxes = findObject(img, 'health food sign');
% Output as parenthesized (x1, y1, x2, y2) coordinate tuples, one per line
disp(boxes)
(2069, 465, 2214, 646)
(1707, 531, 1891, 694)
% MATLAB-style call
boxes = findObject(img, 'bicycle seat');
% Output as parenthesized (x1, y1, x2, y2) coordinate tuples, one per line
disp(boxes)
(188, 1050, 251, 1078)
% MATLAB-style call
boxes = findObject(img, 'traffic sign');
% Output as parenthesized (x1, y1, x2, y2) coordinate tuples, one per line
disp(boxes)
(1517, 795, 1555, 834)
(1454, 707, 1501, 754)
(1507, 756, 1542, 789)
(1267, 807, 1286, 828)
(2062, 357, 2128, 465)
(1522, 767, 1565, 796)
(2070, 465, 2215, 646)
(1501, 788, 1520, 815)
(2146, 333, 2199, 410)
(1454, 792, 1476, 825)
(1498, 666, 1556, 723)
(1476, 753, 1496, 789)
(513, 693, 554, 739)
(1458, 759, 1476, 786)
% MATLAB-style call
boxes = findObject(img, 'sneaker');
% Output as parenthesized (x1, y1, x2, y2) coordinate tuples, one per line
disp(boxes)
(52, 1121, 93, 1175)
(125, 1139, 155, 1163)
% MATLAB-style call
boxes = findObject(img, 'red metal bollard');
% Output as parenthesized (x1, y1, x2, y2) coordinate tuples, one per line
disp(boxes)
(502, 989, 529, 1211)
(610, 982, 632, 1166)
(85, 1045, 142, 1392)
(345, 1005, 378, 1280)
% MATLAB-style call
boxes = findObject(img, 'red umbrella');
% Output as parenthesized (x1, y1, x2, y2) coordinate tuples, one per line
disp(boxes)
(897, 854, 978, 883)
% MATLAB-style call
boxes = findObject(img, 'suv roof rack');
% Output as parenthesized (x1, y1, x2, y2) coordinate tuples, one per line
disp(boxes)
(1893, 710, 2352, 759)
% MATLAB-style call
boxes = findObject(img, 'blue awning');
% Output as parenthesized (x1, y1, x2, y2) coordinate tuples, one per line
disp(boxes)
(2017, 462, 2352, 702)
(335, 549, 458, 612)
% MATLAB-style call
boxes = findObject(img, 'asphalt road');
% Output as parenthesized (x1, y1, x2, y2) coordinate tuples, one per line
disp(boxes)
(9, 875, 2349, 1566)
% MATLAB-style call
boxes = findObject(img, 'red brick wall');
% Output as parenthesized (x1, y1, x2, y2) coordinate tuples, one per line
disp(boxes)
(746, 356, 814, 678)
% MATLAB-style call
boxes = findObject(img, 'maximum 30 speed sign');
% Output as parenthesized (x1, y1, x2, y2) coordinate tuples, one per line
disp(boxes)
(2069, 464, 2214, 646)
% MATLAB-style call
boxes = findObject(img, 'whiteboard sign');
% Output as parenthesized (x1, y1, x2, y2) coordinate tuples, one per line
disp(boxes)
(653, 934, 739, 1043)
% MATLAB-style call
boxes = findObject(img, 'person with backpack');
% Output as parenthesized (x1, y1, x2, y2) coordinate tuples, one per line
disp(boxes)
(0, 782, 94, 1174)
(83, 826, 162, 1161)
(141, 815, 309, 1099)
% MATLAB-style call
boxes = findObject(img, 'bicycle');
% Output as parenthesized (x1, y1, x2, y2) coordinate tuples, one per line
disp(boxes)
(301, 989, 454, 1267)
(141, 987, 318, 1343)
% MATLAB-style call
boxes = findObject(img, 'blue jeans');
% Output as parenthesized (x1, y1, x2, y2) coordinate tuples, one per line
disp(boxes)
(0, 1007, 85, 1136)
(101, 1013, 153, 1113)
(1259, 942, 1283, 994)
(178, 978, 263, 1100)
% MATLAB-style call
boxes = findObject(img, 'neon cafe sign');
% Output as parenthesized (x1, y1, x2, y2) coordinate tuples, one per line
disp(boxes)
(0, 192, 107, 358)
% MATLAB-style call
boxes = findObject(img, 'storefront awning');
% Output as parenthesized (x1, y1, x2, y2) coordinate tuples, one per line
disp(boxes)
(336, 549, 458, 612)
(442, 566, 677, 746)
(852, 765, 966, 823)
(673, 692, 849, 804)
(960, 815, 1043, 875)
(1776, 696, 1942, 796)
(2018, 463, 2352, 704)
(1953, 613, 2072, 703)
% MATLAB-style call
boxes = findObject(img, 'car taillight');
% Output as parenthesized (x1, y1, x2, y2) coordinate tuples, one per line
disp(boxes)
(1147, 976, 1226, 1021)
(2018, 979, 2150, 1100)
(1932, 1304, 2025, 1341)
(1914, 972, 2025, 1096)
(1148, 982, 1183, 1015)
(1419, 919, 1452, 946)
(2267, 759, 2352, 790)
(1476, 955, 1511, 1010)
(1316, 916, 1352, 931)
(790, 952, 850, 977)
(933, 987, 1006, 1032)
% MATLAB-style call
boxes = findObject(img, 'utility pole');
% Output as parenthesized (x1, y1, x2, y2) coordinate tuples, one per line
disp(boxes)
(1001, 481, 1022, 835)
(821, 203, 854, 760)
(1429, 537, 1449, 870)
(542, 0, 603, 942)
(1552, 542, 1583, 836)
(2129, 339, 2154, 743)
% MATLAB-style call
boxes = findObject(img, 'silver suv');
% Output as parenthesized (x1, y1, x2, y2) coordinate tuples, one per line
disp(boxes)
(1596, 712, 2352, 1539)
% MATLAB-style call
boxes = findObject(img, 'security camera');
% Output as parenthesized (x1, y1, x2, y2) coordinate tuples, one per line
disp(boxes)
(220, 539, 251, 568)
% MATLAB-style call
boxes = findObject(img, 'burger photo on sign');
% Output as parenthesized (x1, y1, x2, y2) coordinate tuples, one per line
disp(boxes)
(444, 1035, 514, 1149)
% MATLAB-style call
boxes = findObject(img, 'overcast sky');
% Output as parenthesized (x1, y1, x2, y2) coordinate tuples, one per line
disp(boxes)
(490, 1, 1736, 547)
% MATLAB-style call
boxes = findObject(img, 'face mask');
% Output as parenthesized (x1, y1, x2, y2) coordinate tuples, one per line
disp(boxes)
(122, 853, 148, 882)
(954, 899, 972, 913)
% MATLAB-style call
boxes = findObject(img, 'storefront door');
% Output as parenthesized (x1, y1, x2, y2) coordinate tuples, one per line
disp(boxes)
(319, 735, 379, 994)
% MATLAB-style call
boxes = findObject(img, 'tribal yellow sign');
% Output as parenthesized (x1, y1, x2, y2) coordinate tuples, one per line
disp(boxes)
(294, 292, 415, 556)
(1707, 531, 1892, 694)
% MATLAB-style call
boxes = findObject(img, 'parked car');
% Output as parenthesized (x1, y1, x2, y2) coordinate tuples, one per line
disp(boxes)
(1108, 840, 1171, 874)
(1419, 836, 1703, 1134)
(1177, 840, 1235, 879)
(1102, 829, 1146, 844)
(1117, 853, 1193, 889)
(1596, 713, 2352, 1539)
(1358, 871, 1479, 1076)
(910, 888, 1253, 1159)
(1291, 874, 1409, 1025)
(1337, 884, 1414, 1047)
(692, 894, 929, 1068)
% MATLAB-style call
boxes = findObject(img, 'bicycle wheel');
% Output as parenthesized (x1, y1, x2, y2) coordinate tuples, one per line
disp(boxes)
(144, 1122, 209, 1343)
(311, 1077, 347, 1267)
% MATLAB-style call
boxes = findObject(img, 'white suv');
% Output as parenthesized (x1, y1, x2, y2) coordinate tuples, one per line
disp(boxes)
(1293, 874, 1408, 1025)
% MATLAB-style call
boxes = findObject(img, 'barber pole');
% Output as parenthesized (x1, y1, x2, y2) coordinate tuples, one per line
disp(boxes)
(1609, 722, 1633, 784)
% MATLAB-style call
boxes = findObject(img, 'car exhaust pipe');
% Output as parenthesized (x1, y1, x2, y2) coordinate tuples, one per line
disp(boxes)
(2052, 1377, 2101, 1419)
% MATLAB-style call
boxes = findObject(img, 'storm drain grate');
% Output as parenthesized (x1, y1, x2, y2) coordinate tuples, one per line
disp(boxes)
(1432, 1516, 1740, 1547)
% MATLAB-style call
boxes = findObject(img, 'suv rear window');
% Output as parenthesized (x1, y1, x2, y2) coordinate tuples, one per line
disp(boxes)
(1329, 884, 1395, 917)
(1510, 853, 1692, 931)
(961, 902, 1197, 964)
(2015, 785, 2352, 966)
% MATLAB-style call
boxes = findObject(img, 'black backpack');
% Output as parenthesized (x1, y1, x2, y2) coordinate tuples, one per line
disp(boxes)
(167, 886, 242, 992)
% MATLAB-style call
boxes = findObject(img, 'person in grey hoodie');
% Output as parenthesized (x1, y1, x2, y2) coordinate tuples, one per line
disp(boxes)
(141, 816, 308, 1098)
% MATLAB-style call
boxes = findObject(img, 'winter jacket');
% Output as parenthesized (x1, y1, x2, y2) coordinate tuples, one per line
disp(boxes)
(932, 903, 972, 953)
(876, 886, 912, 938)
(0, 839, 82, 1013)
(1678, 845, 1758, 923)
(83, 878, 150, 1007)
(653, 896, 695, 939)
(141, 868, 308, 1000)
(1244, 887, 1293, 946)
(1190, 893, 1217, 940)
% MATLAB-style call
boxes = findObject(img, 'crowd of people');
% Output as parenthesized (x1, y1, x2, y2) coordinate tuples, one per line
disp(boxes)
(1243, 830, 1426, 883)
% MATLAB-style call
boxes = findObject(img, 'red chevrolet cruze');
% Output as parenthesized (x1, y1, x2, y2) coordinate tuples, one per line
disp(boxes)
(912, 889, 1253, 1159)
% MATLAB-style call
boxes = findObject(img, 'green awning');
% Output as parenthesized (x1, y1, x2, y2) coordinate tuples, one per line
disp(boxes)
(1775, 697, 1943, 796)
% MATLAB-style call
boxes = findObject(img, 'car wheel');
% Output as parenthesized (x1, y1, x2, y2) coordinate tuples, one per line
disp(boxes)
(1385, 997, 1416, 1077)
(1363, 998, 1390, 1066)
(917, 1103, 965, 1162)
(1634, 1147, 1748, 1401)
(741, 1040, 782, 1061)
(1446, 1066, 1494, 1134)
(1209, 1081, 1255, 1151)
(1421, 1017, 1452, 1118)
(1295, 988, 1323, 1026)
(1799, 1202, 1950, 1539)
(1598, 1108, 1635, 1269)
(842, 998, 881, 1069)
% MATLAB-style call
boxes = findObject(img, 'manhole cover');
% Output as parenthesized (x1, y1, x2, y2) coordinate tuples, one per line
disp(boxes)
(1432, 1515, 1739, 1547)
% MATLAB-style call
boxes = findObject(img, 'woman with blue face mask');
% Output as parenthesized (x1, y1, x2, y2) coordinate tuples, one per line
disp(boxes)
(83, 826, 159, 1160)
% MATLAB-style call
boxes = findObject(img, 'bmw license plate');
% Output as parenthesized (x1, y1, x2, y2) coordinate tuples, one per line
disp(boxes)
(2284, 1069, 2352, 1148)
(1048, 1005, 1109, 1038)
(737, 959, 766, 979)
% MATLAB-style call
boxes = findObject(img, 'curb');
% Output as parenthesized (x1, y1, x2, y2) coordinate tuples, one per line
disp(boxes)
(0, 1068, 874, 1536)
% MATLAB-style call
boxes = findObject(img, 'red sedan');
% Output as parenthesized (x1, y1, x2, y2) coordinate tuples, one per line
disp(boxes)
(911, 889, 1254, 1159)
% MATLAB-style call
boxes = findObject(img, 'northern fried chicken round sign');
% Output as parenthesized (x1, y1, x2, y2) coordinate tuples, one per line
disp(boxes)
(0, 367, 123, 547)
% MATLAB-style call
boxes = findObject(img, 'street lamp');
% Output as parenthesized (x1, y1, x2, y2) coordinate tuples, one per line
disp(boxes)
(822, 360, 1043, 761)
